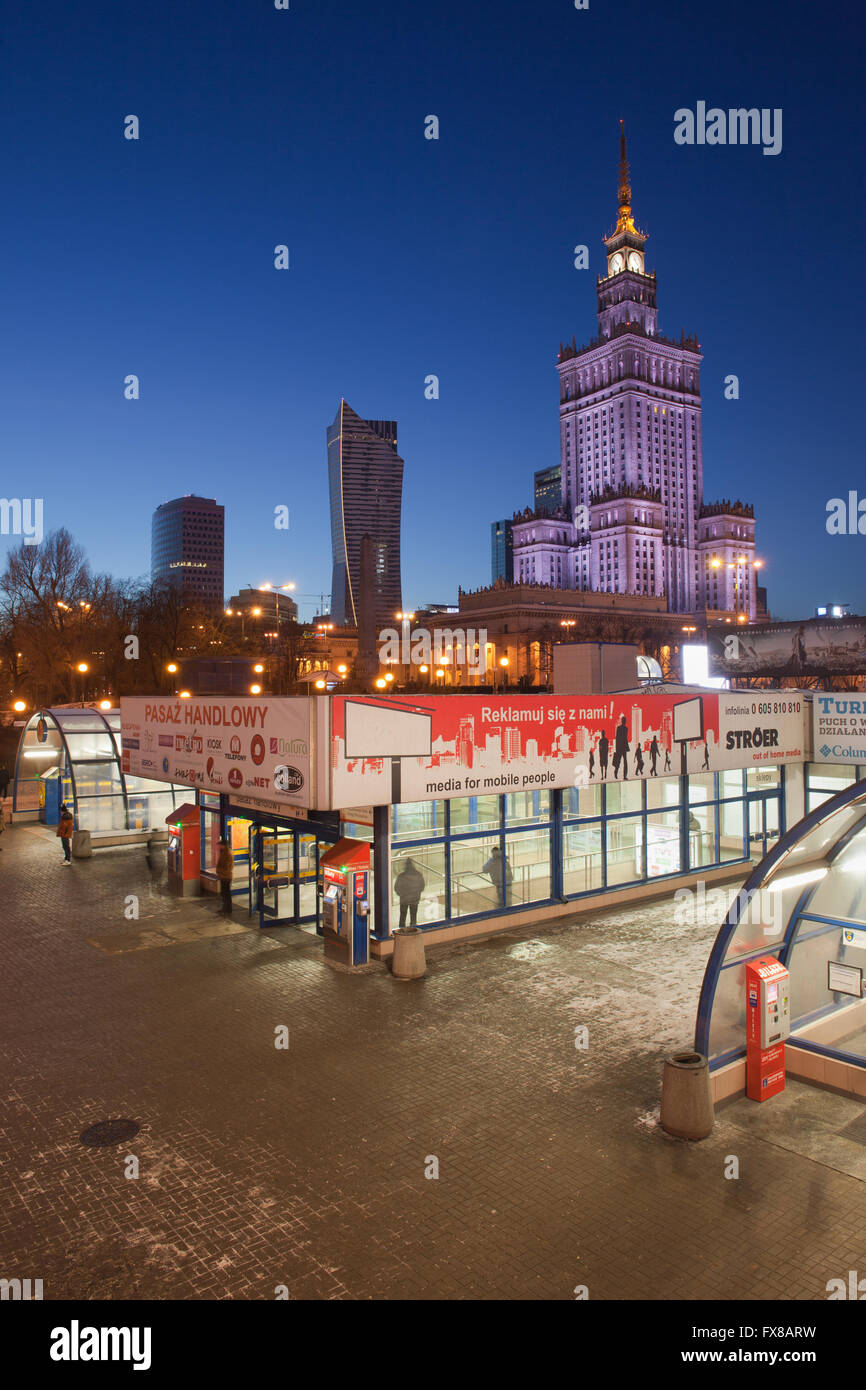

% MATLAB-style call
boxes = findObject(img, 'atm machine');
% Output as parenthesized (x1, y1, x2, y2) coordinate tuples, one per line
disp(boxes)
(320, 838, 371, 967)
(745, 956, 790, 1101)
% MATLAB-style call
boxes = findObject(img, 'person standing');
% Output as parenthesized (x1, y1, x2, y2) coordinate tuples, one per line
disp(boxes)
(57, 803, 74, 864)
(216, 837, 234, 915)
(614, 715, 630, 780)
(588, 748, 595, 781)
(0, 763, 9, 801)
(598, 730, 610, 780)
(394, 856, 425, 928)
(483, 846, 514, 907)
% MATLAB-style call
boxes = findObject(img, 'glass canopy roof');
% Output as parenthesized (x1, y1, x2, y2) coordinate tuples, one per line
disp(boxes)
(696, 778, 866, 1071)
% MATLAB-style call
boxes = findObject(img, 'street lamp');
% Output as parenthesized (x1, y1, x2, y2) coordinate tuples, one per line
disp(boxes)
(375, 677, 387, 689)
(250, 684, 262, 695)
(167, 662, 177, 674)
(179, 690, 192, 699)
(13, 700, 27, 713)
(253, 663, 264, 674)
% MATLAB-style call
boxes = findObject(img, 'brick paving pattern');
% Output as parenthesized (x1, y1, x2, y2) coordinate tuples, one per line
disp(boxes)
(1, 819, 864, 1300)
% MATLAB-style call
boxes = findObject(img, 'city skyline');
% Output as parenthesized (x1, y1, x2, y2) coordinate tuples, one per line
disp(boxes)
(2, 0, 863, 621)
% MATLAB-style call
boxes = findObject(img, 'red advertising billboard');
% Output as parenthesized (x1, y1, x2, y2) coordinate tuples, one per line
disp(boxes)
(330, 692, 807, 807)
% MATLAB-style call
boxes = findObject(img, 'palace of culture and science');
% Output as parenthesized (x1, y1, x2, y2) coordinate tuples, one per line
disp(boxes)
(508, 123, 759, 621)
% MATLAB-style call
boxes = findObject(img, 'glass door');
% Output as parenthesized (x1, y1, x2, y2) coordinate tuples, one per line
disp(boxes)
(260, 827, 295, 925)
(297, 834, 319, 924)
(747, 793, 781, 862)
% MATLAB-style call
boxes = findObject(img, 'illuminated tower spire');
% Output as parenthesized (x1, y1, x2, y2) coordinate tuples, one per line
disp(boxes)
(616, 118, 634, 233)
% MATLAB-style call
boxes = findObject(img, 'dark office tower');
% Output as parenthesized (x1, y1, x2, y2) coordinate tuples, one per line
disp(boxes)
(490, 519, 514, 583)
(151, 495, 225, 609)
(534, 465, 562, 516)
(328, 400, 404, 628)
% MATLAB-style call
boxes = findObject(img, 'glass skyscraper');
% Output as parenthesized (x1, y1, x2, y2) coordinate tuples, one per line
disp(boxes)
(328, 400, 404, 628)
(151, 495, 225, 609)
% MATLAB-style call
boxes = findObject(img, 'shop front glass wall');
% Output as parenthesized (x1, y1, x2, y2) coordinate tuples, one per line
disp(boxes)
(385, 773, 771, 932)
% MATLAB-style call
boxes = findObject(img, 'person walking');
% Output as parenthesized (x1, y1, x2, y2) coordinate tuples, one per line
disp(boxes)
(57, 803, 74, 864)
(649, 735, 660, 777)
(0, 763, 9, 801)
(598, 730, 610, 780)
(702, 741, 710, 770)
(663, 746, 672, 772)
(216, 837, 234, 915)
(614, 715, 630, 780)
(588, 748, 595, 780)
(483, 846, 514, 907)
(634, 743, 645, 777)
(394, 856, 425, 928)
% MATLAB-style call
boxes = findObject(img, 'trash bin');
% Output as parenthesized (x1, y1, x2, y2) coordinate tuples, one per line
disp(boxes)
(391, 927, 427, 980)
(71, 829, 92, 859)
(660, 1051, 714, 1140)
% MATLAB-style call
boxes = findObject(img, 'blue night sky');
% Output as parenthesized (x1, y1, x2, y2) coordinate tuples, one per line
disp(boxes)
(2, 0, 863, 621)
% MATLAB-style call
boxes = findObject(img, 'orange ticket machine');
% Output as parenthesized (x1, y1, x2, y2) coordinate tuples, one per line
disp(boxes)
(166, 804, 201, 897)
(746, 956, 790, 1101)
(320, 838, 371, 967)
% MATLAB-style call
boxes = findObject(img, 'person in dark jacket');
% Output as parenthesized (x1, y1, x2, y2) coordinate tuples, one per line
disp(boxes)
(634, 743, 645, 777)
(216, 838, 233, 915)
(483, 846, 514, 906)
(394, 856, 425, 928)
(0, 763, 9, 800)
(57, 803, 74, 864)
(614, 715, 630, 779)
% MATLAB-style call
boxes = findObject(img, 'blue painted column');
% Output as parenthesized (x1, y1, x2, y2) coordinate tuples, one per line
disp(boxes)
(551, 788, 565, 901)
(372, 804, 392, 940)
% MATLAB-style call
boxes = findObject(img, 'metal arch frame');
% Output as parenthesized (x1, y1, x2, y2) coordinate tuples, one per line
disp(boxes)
(694, 777, 866, 1064)
(13, 709, 79, 820)
(19, 707, 128, 830)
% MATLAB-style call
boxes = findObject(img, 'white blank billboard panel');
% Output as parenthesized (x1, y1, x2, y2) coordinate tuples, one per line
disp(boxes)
(344, 701, 432, 759)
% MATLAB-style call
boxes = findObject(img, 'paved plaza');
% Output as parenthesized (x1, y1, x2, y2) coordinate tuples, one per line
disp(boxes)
(1, 818, 864, 1301)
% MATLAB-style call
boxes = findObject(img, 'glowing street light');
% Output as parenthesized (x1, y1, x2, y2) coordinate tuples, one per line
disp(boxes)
(314, 679, 326, 690)
(250, 684, 262, 695)
(253, 663, 264, 673)
(384, 672, 394, 683)
(375, 677, 387, 689)
(99, 700, 112, 710)
(167, 663, 178, 674)
(13, 700, 27, 713)
(76, 662, 89, 674)
(179, 690, 192, 699)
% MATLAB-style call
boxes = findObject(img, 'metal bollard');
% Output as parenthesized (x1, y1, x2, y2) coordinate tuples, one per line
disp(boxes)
(391, 926, 427, 980)
(660, 1051, 714, 1140)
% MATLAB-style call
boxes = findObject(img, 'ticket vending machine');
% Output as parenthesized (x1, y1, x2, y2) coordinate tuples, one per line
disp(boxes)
(745, 956, 790, 1101)
(320, 838, 371, 968)
(165, 804, 201, 897)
